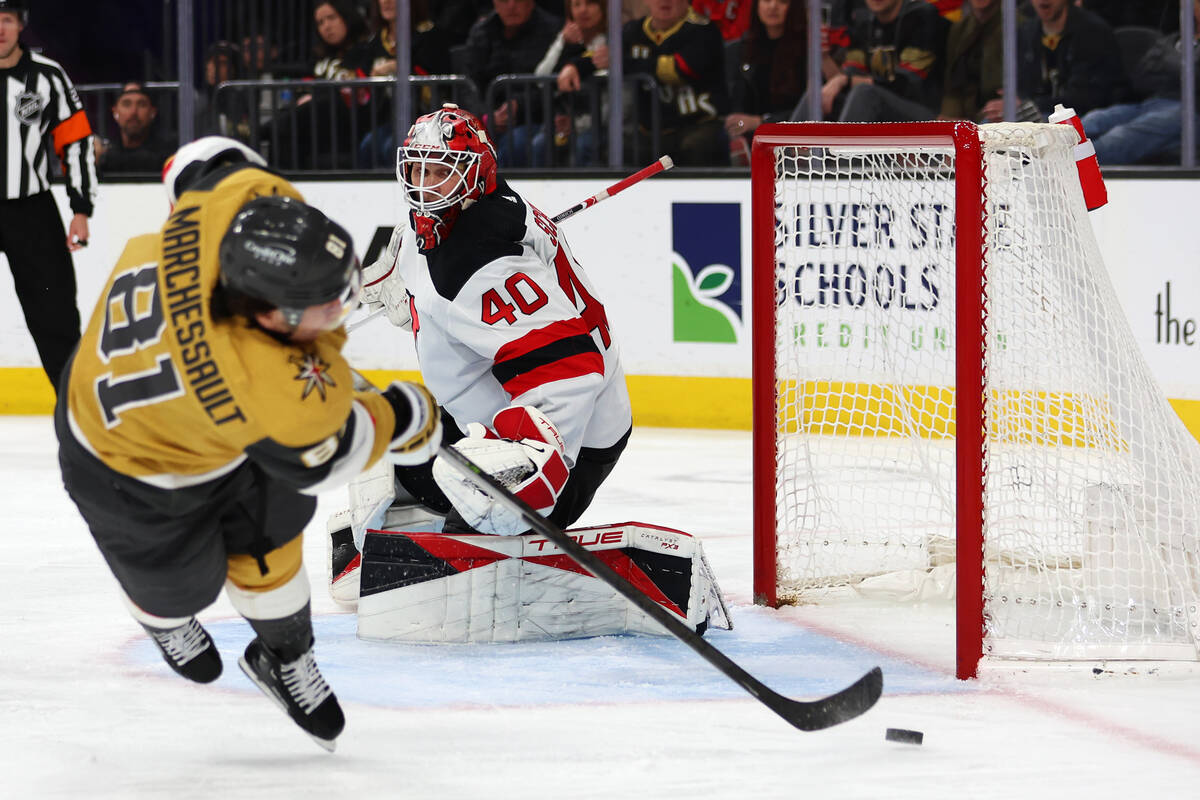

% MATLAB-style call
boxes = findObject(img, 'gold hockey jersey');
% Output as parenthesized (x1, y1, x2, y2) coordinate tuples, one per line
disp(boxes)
(64, 166, 395, 488)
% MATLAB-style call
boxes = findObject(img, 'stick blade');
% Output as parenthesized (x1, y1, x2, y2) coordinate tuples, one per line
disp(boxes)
(777, 666, 883, 732)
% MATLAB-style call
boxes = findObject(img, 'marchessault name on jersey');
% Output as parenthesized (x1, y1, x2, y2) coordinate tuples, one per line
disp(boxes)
(65, 166, 398, 490)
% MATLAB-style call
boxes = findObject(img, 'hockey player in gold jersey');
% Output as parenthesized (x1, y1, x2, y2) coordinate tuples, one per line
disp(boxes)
(54, 138, 441, 751)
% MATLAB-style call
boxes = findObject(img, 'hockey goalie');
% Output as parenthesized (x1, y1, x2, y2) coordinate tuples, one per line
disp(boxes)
(327, 104, 730, 643)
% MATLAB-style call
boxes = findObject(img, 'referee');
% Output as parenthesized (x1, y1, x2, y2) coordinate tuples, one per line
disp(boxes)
(0, 0, 97, 393)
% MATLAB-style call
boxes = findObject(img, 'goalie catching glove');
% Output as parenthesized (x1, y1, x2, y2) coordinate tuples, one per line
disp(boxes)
(361, 224, 411, 329)
(381, 381, 442, 465)
(431, 406, 570, 535)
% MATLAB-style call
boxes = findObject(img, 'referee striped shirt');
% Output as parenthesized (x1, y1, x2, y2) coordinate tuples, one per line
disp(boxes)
(1, 48, 97, 215)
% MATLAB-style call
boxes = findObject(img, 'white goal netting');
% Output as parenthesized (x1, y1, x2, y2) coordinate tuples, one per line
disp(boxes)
(767, 123, 1200, 661)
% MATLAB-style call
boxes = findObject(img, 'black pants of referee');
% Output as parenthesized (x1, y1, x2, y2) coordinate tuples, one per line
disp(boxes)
(0, 191, 81, 393)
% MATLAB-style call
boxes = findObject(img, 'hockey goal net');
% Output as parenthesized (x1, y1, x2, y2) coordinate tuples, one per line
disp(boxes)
(750, 121, 1200, 678)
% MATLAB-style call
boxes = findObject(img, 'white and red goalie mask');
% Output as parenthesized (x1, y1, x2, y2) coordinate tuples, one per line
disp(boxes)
(397, 103, 498, 251)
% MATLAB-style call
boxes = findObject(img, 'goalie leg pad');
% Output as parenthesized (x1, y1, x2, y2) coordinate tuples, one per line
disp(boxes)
(327, 504, 446, 610)
(327, 514, 363, 609)
(354, 523, 731, 643)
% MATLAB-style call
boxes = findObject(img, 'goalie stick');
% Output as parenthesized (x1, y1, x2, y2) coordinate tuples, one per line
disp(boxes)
(347, 156, 676, 333)
(436, 443, 884, 732)
(353, 361, 883, 731)
(549, 155, 673, 223)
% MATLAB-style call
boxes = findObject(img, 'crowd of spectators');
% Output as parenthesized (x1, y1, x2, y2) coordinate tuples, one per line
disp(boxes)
(86, 0, 1200, 172)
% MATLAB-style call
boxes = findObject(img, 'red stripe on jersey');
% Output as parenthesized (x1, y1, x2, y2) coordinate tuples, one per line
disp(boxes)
(495, 317, 592, 363)
(501, 352, 604, 399)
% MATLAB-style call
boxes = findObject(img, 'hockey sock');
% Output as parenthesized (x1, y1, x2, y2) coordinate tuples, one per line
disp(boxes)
(246, 602, 315, 662)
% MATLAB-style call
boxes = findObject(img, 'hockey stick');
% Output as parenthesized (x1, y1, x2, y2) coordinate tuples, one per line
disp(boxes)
(348, 156, 674, 334)
(348, 306, 387, 333)
(436, 443, 884, 732)
(550, 155, 673, 223)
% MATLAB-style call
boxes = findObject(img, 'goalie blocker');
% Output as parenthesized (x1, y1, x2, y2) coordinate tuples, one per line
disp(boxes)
(352, 522, 731, 643)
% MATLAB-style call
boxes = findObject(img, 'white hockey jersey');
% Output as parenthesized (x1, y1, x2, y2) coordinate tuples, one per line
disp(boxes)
(393, 180, 632, 465)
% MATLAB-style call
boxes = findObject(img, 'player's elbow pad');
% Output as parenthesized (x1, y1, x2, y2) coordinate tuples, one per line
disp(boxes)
(293, 403, 374, 495)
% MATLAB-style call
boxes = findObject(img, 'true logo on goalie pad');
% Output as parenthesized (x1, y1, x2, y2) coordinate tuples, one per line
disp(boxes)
(355, 523, 731, 643)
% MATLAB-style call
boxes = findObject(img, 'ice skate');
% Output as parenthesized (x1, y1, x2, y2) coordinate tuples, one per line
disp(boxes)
(144, 618, 222, 684)
(237, 637, 344, 751)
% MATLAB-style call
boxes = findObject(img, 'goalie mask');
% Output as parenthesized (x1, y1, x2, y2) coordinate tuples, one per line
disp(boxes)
(218, 196, 361, 330)
(397, 103, 497, 251)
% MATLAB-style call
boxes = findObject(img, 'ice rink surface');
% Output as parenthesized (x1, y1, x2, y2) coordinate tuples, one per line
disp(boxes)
(3, 416, 1199, 799)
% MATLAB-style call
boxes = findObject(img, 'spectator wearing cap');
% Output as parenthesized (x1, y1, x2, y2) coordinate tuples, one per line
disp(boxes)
(96, 81, 175, 174)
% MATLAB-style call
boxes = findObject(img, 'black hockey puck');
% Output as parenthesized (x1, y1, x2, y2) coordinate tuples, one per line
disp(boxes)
(885, 727, 924, 745)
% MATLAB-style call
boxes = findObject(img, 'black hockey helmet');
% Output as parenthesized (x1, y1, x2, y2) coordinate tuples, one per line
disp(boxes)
(0, 0, 27, 23)
(218, 196, 360, 327)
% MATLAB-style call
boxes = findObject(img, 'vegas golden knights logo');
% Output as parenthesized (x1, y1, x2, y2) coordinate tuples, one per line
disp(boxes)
(291, 353, 337, 400)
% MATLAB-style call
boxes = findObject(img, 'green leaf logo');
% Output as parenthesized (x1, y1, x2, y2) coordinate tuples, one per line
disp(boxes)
(672, 260, 738, 343)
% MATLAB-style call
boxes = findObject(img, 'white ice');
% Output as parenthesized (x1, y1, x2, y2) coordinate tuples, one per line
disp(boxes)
(3, 417, 1199, 799)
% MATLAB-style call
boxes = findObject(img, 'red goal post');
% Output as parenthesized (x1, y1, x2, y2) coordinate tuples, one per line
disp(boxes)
(750, 121, 1200, 680)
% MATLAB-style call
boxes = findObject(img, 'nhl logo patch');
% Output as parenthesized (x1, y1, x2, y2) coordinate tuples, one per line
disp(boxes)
(14, 92, 45, 126)
(290, 352, 337, 400)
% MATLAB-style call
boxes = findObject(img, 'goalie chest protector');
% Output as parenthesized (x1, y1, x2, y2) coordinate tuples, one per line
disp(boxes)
(355, 522, 730, 643)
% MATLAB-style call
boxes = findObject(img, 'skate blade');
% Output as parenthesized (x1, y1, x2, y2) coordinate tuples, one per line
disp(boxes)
(238, 655, 338, 754)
